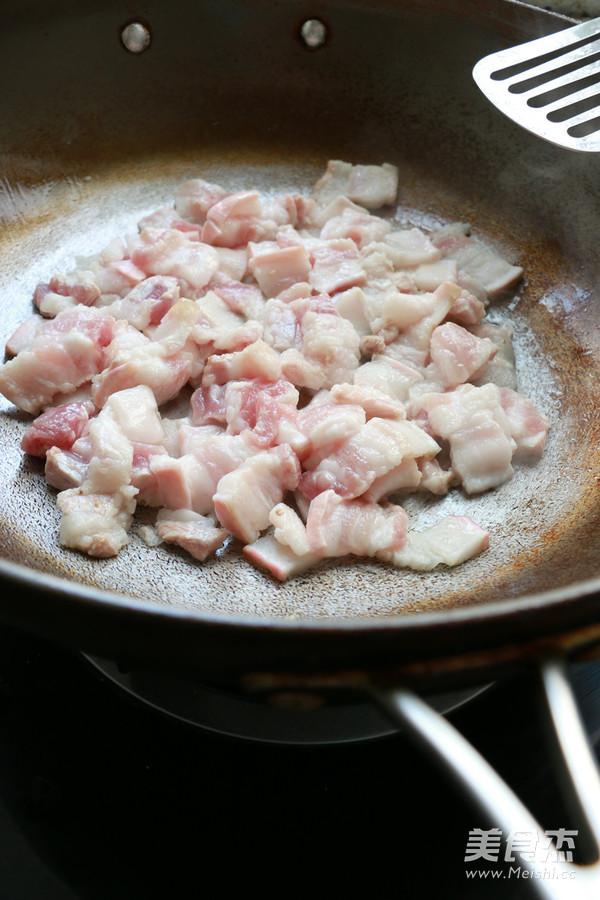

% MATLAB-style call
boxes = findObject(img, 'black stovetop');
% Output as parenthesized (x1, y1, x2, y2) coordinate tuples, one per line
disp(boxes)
(0, 624, 599, 900)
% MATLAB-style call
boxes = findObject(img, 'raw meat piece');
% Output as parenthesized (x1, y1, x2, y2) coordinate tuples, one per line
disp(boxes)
(155, 508, 228, 560)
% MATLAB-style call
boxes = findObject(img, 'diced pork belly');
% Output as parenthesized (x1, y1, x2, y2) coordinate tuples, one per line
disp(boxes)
(131, 227, 220, 292)
(0, 307, 115, 414)
(299, 416, 440, 500)
(362, 458, 422, 501)
(320, 201, 391, 248)
(382, 281, 461, 370)
(201, 190, 270, 248)
(5, 315, 45, 357)
(213, 443, 301, 543)
(381, 515, 489, 570)
(309, 239, 366, 295)
(21, 401, 94, 458)
(56, 485, 137, 558)
(243, 532, 321, 581)
(191, 291, 263, 356)
(105, 275, 180, 330)
(415, 383, 515, 494)
(296, 402, 366, 465)
(431, 223, 523, 298)
(378, 227, 441, 268)
(190, 383, 228, 427)
(306, 489, 408, 557)
(429, 322, 498, 389)
(245, 491, 409, 580)
(445, 288, 486, 327)
(409, 259, 458, 292)
(174, 178, 228, 223)
(103, 385, 166, 445)
(248, 240, 310, 298)
(353, 357, 423, 404)
(92, 340, 194, 409)
(268, 502, 312, 556)
(333, 286, 371, 336)
(33, 274, 101, 317)
(417, 456, 456, 495)
(280, 295, 361, 391)
(310, 160, 398, 209)
(327, 382, 406, 421)
(201, 340, 282, 386)
(152, 427, 257, 513)
(45, 445, 90, 491)
(155, 508, 228, 560)
(224, 379, 300, 449)
(500, 387, 550, 460)
(212, 281, 265, 320)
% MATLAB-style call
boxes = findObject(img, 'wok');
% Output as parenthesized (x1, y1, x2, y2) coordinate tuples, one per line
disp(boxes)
(2, 0, 600, 889)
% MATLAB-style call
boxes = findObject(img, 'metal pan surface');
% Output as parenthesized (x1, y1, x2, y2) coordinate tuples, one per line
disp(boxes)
(1, 0, 599, 680)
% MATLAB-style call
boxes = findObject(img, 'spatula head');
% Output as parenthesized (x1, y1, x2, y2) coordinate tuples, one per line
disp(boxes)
(473, 16, 600, 152)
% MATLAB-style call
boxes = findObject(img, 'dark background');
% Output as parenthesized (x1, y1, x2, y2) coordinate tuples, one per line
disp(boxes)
(0, 625, 597, 899)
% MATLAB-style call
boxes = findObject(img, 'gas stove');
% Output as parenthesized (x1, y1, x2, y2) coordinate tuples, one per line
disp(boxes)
(1, 624, 599, 899)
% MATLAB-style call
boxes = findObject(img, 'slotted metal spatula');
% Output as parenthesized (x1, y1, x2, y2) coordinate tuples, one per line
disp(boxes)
(473, 16, 600, 152)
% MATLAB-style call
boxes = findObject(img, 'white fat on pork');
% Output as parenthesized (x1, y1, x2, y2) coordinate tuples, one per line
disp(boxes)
(415, 383, 515, 494)
(311, 160, 398, 210)
(0, 307, 115, 414)
(57, 485, 137, 558)
(105, 275, 180, 330)
(155, 508, 228, 560)
(500, 387, 550, 460)
(248, 240, 310, 298)
(53, 389, 157, 556)
(381, 515, 489, 570)
(300, 416, 440, 500)
(428, 322, 498, 389)
(432, 223, 523, 298)
(213, 443, 301, 543)
(131, 228, 220, 292)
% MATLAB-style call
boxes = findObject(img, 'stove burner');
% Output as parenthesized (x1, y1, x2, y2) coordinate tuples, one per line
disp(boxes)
(82, 653, 491, 744)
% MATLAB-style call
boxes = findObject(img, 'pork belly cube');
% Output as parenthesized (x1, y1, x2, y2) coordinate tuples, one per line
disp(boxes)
(431, 223, 523, 298)
(380, 227, 441, 268)
(300, 416, 440, 500)
(0, 307, 115, 415)
(429, 322, 498, 389)
(33, 274, 101, 317)
(132, 227, 220, 291)
(224, 378, 300, 449)
(21, 401, 94, 458)
(320, 203, 391, 248)
(248, 240, 310, 298)
(306, 489, 408, 558)
(243, 532, 321, 581)
(57, 485, 137, 558)
(201, 190, 268, 248)
(309, 239, 366, 295)
(417, 383, 515, 494)
(213, 444, 301, 543)
(500, 387, 550, 460)
(155, 508, 228, 560)
(311, 160, 398, 209)
(201, 340, 282, 386)
(174, 178, 228, 223)
(105, 275, 180, 330)
(382, 515, 489, 570)
(103, 384, 165, 445)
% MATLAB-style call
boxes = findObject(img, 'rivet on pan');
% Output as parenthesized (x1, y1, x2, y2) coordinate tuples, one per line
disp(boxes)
(120, 22, 151, 54)
(299, 18, 328, 49)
